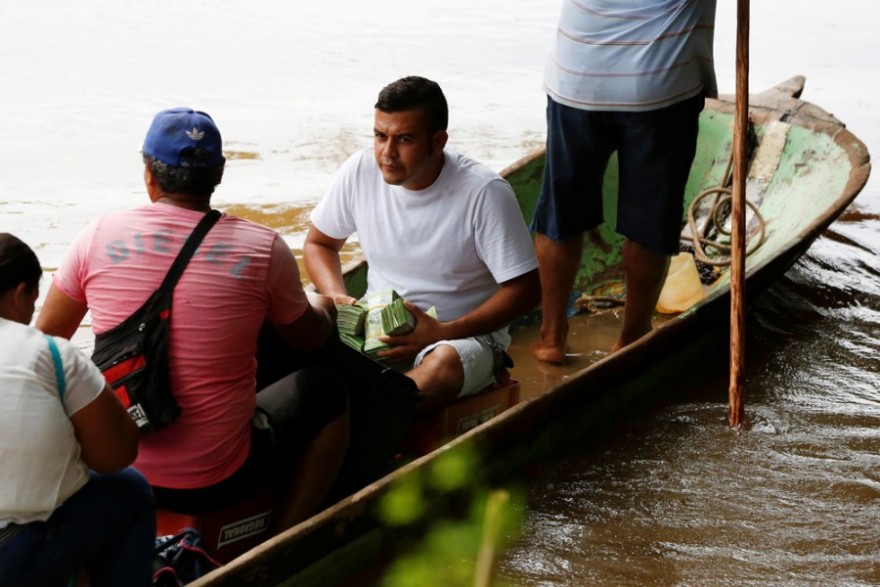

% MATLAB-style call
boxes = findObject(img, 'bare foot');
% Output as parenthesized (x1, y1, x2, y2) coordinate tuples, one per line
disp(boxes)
(529, 340, 568, 365)
(611, 328, 651, 353)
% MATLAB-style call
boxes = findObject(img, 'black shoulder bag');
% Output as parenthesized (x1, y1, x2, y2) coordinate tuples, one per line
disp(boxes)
(92, 209, 221, 435)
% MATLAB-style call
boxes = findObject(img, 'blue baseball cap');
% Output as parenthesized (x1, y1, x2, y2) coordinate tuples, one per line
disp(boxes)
(143, 107, 225, 168)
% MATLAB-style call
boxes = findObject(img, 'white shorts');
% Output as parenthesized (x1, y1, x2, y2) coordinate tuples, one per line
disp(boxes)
(413, 329, 511, 398)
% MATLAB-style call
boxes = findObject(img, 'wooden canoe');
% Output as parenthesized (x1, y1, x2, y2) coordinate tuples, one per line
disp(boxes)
(189, 77, 871, 586)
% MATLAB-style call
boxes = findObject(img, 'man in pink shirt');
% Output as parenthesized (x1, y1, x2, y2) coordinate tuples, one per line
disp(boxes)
(37, 108, 349, 531)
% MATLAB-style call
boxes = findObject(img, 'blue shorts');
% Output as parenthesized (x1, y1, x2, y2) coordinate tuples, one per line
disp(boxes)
(0, 469, 155, 587)
(530, 93, 704, 255)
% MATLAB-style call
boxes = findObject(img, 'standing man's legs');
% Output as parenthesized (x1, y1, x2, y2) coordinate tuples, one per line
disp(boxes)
(529, 97, 612, 364)
(530, 232, 583, 364)
(615, 239, 670, 351)
(614, 93, 704, 351)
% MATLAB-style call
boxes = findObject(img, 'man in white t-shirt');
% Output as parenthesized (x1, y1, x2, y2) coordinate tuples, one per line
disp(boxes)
(305, 76, 540, 413)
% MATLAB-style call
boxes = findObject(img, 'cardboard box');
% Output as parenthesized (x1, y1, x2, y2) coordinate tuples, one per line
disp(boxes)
(404, 374, 520, 455)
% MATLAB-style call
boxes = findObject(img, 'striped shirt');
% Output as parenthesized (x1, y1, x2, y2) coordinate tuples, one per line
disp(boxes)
(544, 0, 717, 112)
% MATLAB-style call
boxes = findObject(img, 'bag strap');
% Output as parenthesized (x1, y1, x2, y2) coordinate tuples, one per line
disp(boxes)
(156, 209, 222, 295)
(44, 334, 66, 402)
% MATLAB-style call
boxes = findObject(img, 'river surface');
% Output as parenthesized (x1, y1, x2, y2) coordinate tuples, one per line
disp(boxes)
(2, 1, 878, 585)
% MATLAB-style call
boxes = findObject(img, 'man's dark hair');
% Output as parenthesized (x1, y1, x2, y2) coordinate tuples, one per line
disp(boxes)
(375, 76, 448, 133)
(0, 233, 42, 296)
(143, 154, 224, 196)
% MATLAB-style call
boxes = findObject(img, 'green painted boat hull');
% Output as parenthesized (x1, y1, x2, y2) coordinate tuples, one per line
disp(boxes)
(190, 77, 870, 587)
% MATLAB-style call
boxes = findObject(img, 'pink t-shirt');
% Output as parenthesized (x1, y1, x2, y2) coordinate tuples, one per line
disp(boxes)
(52, 202, 308, 489)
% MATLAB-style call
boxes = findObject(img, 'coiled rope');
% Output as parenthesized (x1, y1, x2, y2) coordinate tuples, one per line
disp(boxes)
(575, 133, 769, 313)
(684, 148, 767, 267)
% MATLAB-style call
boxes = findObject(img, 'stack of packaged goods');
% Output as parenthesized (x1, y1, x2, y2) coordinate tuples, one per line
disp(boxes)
(381, 297, 416, 336)
(363, 290, 401, 359)
(337, 289, 436, 363)
(336, 300, 368, 351)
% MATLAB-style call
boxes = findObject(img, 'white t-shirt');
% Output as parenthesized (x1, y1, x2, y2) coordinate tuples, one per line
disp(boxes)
(311, 148, 538, 322)
(0, 318, 105, 527)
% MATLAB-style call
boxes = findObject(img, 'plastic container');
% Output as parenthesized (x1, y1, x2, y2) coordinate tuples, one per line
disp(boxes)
(656, 252, 706, 314)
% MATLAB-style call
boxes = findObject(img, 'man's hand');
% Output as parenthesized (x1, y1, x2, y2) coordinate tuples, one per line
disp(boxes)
(331, 293, 359, 306)
(377, 301, 446, 364)
(307, 291, 338, 324)
(277, 291, 338, 352)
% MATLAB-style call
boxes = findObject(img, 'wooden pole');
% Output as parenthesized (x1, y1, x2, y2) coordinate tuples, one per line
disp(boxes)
(729, 0, 749, 428)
